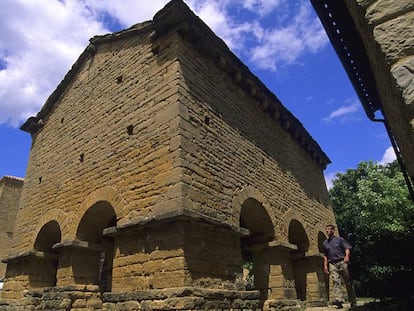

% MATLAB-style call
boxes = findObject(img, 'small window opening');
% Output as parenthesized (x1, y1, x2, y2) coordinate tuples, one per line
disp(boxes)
(127, 125, 134, 136)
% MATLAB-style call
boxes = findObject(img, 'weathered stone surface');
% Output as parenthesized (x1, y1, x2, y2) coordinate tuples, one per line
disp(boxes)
(114, 300, 141, 311)
(391, 56, 414, 109)
(353, 0, 414, 178)
(365, 0, 414, 25)
(373, 11, 414, 65)
(356, 0, 377, 9)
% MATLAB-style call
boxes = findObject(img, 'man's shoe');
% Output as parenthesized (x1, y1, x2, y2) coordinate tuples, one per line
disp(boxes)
(333, 300, 343, 309)
(350, 301, 357, 308)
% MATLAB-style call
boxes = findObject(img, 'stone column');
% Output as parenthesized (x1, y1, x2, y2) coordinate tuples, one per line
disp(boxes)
(304, 253, 327, 307)
(52, 239, 103, 287)
(249, 242, 297, 305)
(1, 250, 58, 299)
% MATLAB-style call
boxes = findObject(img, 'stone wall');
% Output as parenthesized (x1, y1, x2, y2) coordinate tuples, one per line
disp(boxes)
(0, 176, 23, 280)
(176, 29, 334, 236)
(347, 0, 414, 180)
(8, 24, 182, 256)
(0, 285, 262, 311)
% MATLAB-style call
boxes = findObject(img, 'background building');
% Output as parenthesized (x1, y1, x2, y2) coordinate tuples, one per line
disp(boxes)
(0, 176, 23, 287)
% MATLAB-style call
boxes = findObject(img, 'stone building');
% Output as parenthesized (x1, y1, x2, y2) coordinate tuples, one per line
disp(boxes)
(312, 0, 414, 198)
(0, 0, 336, 310)
(0, 176, 23, 285)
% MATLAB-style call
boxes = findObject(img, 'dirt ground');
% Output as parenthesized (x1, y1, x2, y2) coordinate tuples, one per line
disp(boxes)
(306, 297, 413, 311)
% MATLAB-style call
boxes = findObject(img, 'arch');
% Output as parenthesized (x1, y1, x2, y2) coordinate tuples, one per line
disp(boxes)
(71, 187, 126, 238)
(34, 221, 61, 252)
(287, 218, 310, 301)
(29, 220, 62, 288)
(288, 219, 310, 254)
(78, 186, 127, 219)
(238, 194, 275, 304)
(280, 210, 307, 240)
(316, 228, 327, 254)
(240, 198, 275, 243)
(76, 201, 117, 243)
(73, 200, 116, 292)
(232, 186, 276, 230)
(30, 210, 67, 248)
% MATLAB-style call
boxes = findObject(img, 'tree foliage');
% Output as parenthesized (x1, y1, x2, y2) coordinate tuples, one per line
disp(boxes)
(329, 160, 414, 298)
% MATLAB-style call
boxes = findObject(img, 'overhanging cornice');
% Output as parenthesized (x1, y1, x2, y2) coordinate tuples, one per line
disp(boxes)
(310, 0, 383, 120)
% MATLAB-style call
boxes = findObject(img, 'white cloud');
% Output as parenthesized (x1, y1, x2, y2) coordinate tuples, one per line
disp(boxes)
(322, 102, 360, 123)
(0, 0, 107, 127)
(324, 171, 339, 190)
(378, 146, 396, 165)
(0, 0, 328, 127)
(241, 0, 285, 16)
(248, 1, 328, 71)
(84, 0, 171, 27)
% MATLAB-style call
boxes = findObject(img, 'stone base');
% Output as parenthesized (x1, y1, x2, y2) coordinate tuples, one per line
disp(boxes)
(0, 286, 261, 310)
(263, 299, 302, 311)
(305, 299, 328, 308)
(103, 287, 261, 310)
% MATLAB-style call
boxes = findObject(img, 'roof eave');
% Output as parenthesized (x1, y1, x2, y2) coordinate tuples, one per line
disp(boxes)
(310, 0, 383, 121)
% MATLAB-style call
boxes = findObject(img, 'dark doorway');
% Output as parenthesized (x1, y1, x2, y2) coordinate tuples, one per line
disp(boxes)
(288, 219, 310, 301)
(30, 221, 61, 287)
(240, 198, 275, 302)
(74, 201, 116, 292)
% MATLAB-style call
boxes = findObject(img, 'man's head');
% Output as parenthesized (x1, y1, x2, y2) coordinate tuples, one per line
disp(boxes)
(325, 224, 335, 238)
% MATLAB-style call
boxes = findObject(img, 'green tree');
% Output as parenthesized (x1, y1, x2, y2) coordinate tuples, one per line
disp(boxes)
(329, 160, 414, 298)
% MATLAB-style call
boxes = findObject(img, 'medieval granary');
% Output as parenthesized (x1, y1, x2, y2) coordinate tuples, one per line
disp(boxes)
(0, 0, 337, 310)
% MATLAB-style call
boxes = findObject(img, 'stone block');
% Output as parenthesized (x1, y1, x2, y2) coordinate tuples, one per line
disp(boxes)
(365, 0, 414, 25)
(115, 300, 141, 311)
(149, 271, 189, 289)
(391, 56, 414, 108)
(373, 11, 414, 64)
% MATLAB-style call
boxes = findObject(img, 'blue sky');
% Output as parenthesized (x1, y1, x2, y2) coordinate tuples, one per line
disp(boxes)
(0, 0, 395, 188)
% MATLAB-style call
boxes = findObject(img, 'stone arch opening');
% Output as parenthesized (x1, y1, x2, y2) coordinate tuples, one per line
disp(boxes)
(288, 219, 310, 301)
(318, 231, 326, 254)
(240, 198, 275, 302)
(30, 220, 61, 288)
(73, 201, 116, 293)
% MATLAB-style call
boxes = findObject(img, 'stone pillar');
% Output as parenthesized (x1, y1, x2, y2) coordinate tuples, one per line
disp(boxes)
(304, 254, 327, 307)
(53, 240, 104, 288)
(1, 251, 58, 299)
(267, 246, 297, 301)
(241, 241, 297, 310)
(1, 256, 30, 300)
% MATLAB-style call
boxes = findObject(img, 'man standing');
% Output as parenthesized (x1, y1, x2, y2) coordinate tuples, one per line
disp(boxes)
(323, 224, 357, 309)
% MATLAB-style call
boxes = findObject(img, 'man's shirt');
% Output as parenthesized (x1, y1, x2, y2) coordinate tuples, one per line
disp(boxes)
(323, 236, 352, 263)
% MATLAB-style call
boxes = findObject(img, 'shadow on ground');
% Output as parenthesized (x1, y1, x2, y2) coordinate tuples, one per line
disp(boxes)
(349, 297, 413, 311)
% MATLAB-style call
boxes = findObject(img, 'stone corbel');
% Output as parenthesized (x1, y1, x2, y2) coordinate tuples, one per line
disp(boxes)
(2, 249, 58, 263)
(242, 240, 298, 252)
(52, 239, 104, 252)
